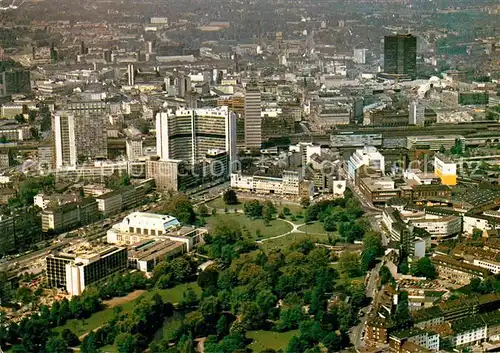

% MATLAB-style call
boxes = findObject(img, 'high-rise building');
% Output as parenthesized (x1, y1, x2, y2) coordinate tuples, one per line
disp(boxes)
(127, 64, 135, 86)
(126, 138, 144, 160)
(52, 112, 107, 168)
(46, 245, 127, 296)
(103, 50, 112, 63)
(347, 146, 386, 181)
(0, 69, 31, 97)
(353, 48, 367, 64)
(155, 106, 236, 166)
(244, 82, 262, 149)
(384, 34, 417, 79)
(409, 102, 425, 126)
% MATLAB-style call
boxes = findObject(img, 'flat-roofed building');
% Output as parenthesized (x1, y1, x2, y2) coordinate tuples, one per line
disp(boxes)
(107, 212, 206, 251)
(409, 216, 462, 241)
(128, 239, 185, 272)
(347, 146, 385, 182)
(431, 254, 488, 285)
(46, 245, 127, 296)
(406, 136, 462, 151)
(433, 153, 457, 186)
(359, 176, 400, 204)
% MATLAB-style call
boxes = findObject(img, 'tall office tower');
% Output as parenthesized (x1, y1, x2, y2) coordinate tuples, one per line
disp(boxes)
(145, 41, 154, 54)
(384, 34, 417, 79)
(244, 82, 262, 149)
(52, 113, 76, 168)
(52, 112, 107, 168)
(126, 138, 143, 160)
(103, 50, 112, 63)
(353, 48, 367, 64)
(0, 69, 31, 97)
(80, 41, 88, 55)
(127, 64, 135, 86)
(409, 102, 425, 126)
(156, 106, 236, 166)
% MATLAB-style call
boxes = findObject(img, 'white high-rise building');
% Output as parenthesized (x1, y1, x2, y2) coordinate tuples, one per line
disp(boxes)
(347, 146, 385, 181)
(52, 113, 77, 168)
(409, 102, 425, 126)
(127, 64, 135, 86)
(156, 106, 236, 167)
(354, 48, 367, 64)
(244, 82, 262, 149)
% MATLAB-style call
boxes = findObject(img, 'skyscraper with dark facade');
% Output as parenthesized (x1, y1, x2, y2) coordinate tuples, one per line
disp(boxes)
(384, 34, 417, 79)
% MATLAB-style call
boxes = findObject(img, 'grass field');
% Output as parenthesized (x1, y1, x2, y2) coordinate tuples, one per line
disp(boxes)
(205, 213, 293, 239)
(206, 197, 244, 210)
(55, 282, 201, 337)
(296, 222, 329, 235)
(206, 197, 303, 215)
(247, 330, 299, 352)
(261, 233, 331, 250)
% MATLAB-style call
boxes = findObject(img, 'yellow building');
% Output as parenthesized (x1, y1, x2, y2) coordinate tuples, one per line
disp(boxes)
(434, 153, 457, 186)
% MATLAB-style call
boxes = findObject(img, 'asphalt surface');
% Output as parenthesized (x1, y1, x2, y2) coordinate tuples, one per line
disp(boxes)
(351, 262, 382, 349)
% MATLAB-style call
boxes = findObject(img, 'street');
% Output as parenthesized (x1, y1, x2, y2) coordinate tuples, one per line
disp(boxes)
(350, 262, 382, 349)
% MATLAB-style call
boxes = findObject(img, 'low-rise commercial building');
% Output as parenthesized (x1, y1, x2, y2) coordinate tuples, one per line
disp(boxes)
(409, 216, 462, 241)
(359, 177, 401, 204)
(107, 212, 206, 252)
(128, 239, 185, 272)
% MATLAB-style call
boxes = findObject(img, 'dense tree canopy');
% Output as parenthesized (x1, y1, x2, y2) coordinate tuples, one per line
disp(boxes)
(412, 257, 437, 279)
(162, 193, 197, 224)
(222, 190, 239, 205)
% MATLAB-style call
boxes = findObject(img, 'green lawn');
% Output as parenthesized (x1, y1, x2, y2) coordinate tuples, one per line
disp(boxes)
(296, 222, 332, 235)
(261, 233, 331, 250)
(206, 197, 244, 210)
(55, 283, 200, 337)
(100, 345, 118, 353)
(206, 197, 303, 215)
(247, 330, 299, 352)
(205, 213, 293, 239)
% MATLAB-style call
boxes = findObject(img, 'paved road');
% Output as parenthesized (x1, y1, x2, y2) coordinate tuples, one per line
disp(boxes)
(351, 262, 382, 349)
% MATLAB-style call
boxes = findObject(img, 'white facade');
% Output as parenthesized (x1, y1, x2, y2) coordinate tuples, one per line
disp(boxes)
(408, 332, 440, 351)
(353, 49, 367, 64)
(473, 259, 500, 274)
(347, 146, 385, 180)
(107, 212, 205, 251)
(230, 170, 304, 197)
(414, 237, 426, 259)
(410, 216, 462, 240)
(451, 325, 487, 347)
(111, 212, 180, 236)
(409, 102, 425, 126)
(282, 170, 302, 195)
(463, 215, 500, 234)
(53, 113, 77, 168)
